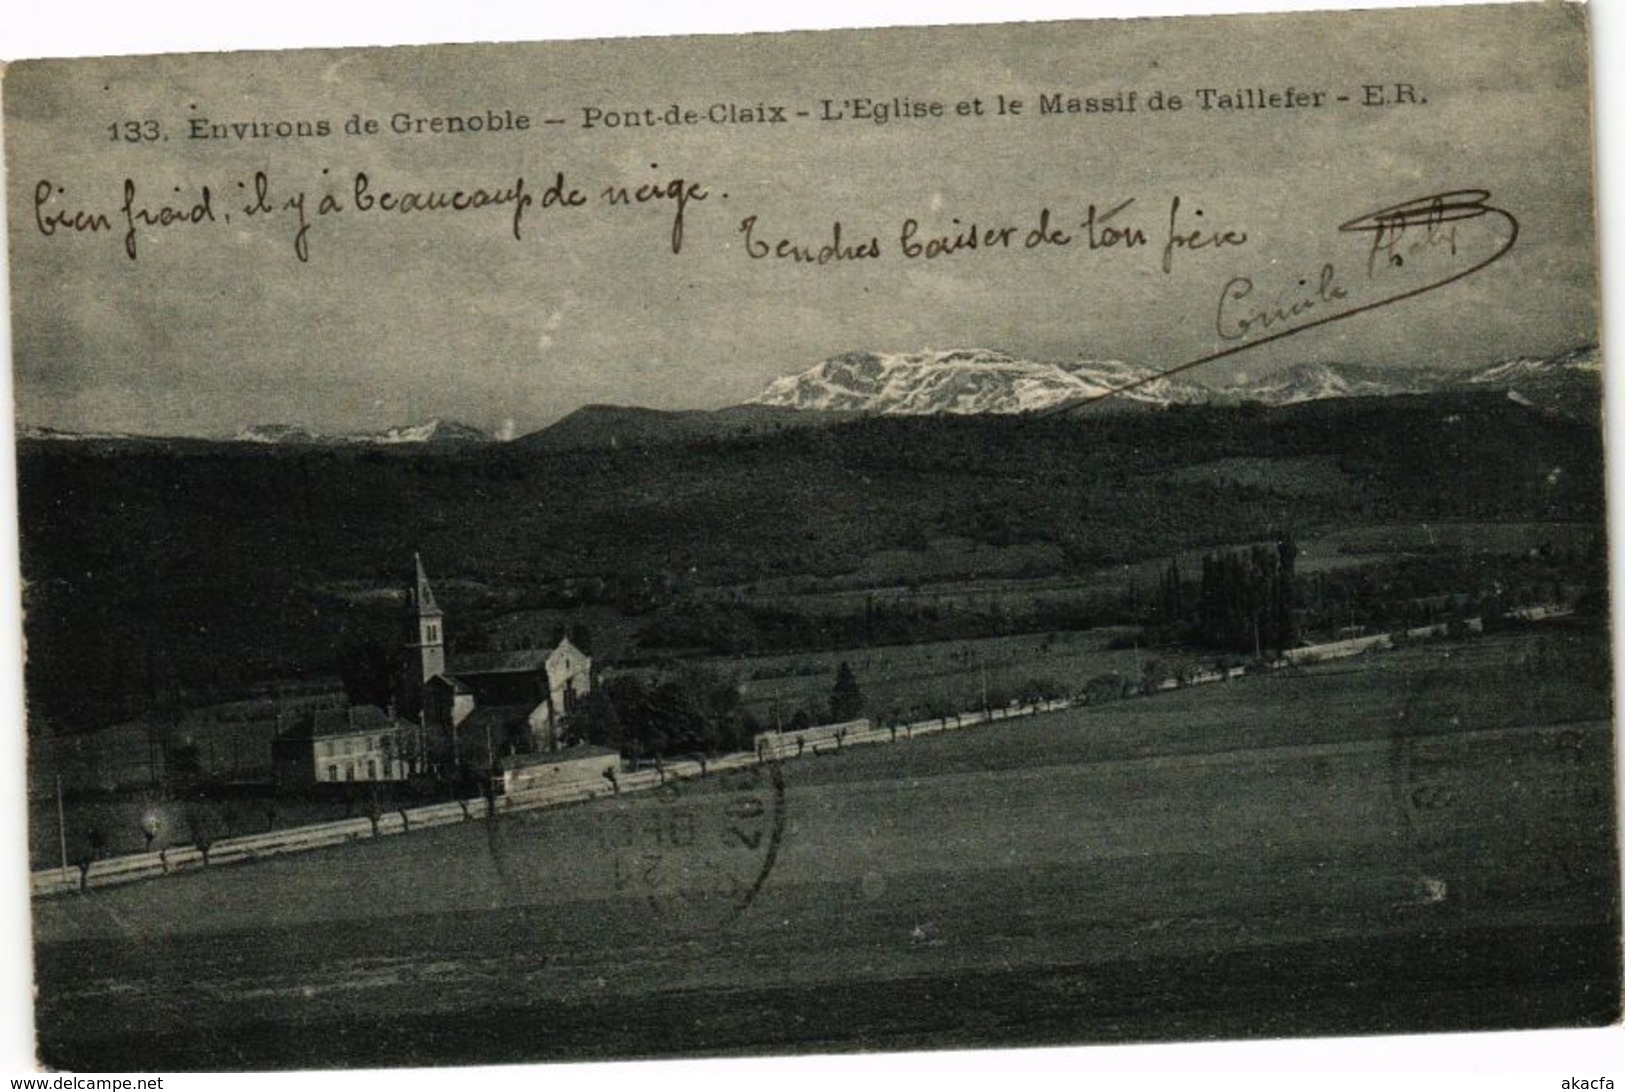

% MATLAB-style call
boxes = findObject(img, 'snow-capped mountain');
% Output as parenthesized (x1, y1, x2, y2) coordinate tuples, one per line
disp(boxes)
(746, 349, 1209, 415)
(234, 423, 326, 444)
(360, 419, 493, 445)
(233, 419, 494, 445)
(1466, 345, 1601, 385)
(1215, 362, 1450, 406)
(1458, 345, 1602, 420)
(16, 424, 151, 442)
(1221, 347, 1601, 408)
(744, 345, 1601, 416)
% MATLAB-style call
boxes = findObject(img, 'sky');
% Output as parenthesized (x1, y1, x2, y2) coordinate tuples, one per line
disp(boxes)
(1, 2, 1600, 438)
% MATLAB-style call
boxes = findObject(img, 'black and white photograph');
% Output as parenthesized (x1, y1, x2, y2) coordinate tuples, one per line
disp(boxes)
(3, 0, 1621, 1075)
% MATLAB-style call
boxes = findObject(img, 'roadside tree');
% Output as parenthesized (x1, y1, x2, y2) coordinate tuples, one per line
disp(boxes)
(830, 661, 864, 721)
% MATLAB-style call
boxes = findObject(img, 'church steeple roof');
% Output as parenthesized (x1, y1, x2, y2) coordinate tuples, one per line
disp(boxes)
(412, 552, 442, 615)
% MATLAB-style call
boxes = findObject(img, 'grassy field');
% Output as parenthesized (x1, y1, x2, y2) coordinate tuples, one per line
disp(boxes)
(30, 625, 1620, 1069)
(703, 627, 1148, 724)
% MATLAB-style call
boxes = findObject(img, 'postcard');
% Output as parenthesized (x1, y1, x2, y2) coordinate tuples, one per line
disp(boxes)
(4, 1, 1620, 1073)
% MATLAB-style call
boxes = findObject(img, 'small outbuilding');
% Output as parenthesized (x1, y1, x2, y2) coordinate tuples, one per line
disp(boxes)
(501, 744, 622, 799)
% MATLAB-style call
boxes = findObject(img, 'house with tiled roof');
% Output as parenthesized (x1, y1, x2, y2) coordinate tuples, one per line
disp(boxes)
(270, 704, 416, 789)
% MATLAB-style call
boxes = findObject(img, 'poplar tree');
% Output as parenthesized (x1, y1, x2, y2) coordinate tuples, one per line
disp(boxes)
(830, 661, 864, 721)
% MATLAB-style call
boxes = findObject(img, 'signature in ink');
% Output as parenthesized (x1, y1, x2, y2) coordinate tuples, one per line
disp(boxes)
(1216, 262, 1347, 342)
(1045, 188, 1519, 412)
(1338, 189, 1492, 278)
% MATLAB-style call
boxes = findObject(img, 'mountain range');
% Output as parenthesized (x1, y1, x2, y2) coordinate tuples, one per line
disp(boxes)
(16, 418, 496, 446)
(746, 348, 1214, 415)
(746, 345, 1601, 416)
(233, 419, 494, 445)
(14, 345, 1600, 446)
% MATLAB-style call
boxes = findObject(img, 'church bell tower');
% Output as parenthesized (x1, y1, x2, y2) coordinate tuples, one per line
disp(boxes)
(401, 552, 446, 718)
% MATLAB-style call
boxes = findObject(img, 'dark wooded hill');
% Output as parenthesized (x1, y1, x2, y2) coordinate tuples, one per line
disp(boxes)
(15, 391, 1605, 731)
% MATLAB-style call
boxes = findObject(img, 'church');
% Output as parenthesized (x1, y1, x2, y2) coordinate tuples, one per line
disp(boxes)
(401, 554, 593, 775)
(274, 555, 592, 786)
